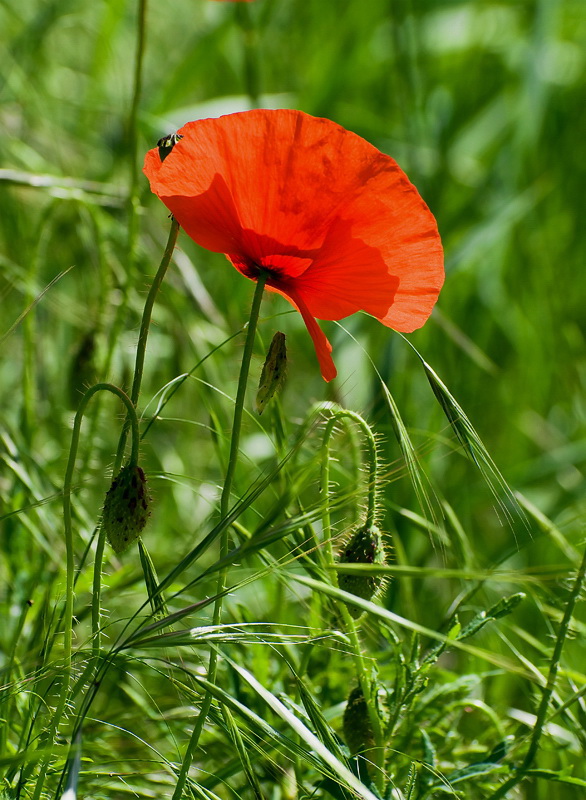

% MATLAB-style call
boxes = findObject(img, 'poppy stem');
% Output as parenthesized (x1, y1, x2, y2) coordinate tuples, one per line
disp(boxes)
(33, 383, 138, 800)
(114, 217, 180, 474)
(321, 410, 379, 557)
(320, 410, 385, 792)
(171, 272, 267, 799)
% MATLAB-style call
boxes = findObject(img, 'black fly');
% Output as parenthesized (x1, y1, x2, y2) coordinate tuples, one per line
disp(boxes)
(157, 133, 183, 162)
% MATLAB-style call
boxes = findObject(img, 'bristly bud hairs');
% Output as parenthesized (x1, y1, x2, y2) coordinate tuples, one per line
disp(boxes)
(338, 524, 387, 618)
(320, 409, 387, 616)
(102, 463, 151, 554)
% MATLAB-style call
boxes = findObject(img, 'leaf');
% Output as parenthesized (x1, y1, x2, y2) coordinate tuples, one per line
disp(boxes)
(291, 573, 530, 677)
(138, 539, 167, 617)
(226, 659, 381, 800)
(221, 704, 264, 800)
(524, 769, 586, 787)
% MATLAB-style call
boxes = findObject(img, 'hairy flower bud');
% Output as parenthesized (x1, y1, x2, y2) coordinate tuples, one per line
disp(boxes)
(343, 686, 375, 756)
(102, 464, 151, 554)
(338, 524, 386, 618)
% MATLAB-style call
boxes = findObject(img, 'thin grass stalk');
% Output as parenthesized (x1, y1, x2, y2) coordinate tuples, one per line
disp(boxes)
(172, 272, 267, 799)
(126, 0, 147, 265)
(236, 2, 261, 108)
(32, 383, 138, 800)
(0, 593, 33, 755)
(100, 0, 148, 428)
(21, 201, 60, 444)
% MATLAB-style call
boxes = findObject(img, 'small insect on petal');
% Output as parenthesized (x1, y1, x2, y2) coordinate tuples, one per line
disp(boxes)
(157, 133, 183, 162)
(256, 331, 287, 415)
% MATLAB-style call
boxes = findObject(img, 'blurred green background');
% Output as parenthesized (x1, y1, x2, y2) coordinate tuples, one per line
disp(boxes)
(3, 0, 585, 560)
(1, 0, 586, 796)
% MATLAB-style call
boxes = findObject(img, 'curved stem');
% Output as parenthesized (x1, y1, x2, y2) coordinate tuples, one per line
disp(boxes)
(114, 217, 180, 473)
(172, 273, 267, 799)
(33, 383, 138, 800)
(100, 0, 148, 429)
(321, 409, 379, 555)
(320, 409, 384, 792)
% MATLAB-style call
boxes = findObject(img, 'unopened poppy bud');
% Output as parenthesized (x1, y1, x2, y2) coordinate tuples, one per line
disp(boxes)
(256, 331, 287, 415)
(102, 464, 151, 554)
(343, 686, 375, 756)
(338, 524, 386, 618)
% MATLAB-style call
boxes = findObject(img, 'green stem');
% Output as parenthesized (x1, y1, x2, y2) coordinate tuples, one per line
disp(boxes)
(32, 383, 138, 800)
(0, 595, 33, 755)
(488, 543, 586, 800)
(235, 2, 261, 107)
(172, 273, 267, 799)
(99, 0, 147, 456)
(126, 0, 147, 276)
(320, 409, 384, 792)
(114, 217, 179, 473)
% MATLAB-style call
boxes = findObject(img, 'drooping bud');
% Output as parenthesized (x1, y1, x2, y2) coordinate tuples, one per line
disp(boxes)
(256, 331, 287, 415)
(102, 464, 151, 554)
(338, 524, 386, 618)
(343, 686, 375, 756)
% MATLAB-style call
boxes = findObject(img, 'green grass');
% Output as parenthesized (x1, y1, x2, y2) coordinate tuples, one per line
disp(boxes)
(1, 0, 586, 798)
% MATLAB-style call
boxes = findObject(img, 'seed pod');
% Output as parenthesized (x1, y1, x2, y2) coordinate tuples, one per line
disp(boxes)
(343, 686, 375, 756)
(256, 331, 287, 415)
(338, 524, 386, 618)
(102, 464, 151, 554)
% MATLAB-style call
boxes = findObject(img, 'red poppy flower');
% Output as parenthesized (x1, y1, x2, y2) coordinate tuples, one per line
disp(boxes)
(144, 110, 443, 381)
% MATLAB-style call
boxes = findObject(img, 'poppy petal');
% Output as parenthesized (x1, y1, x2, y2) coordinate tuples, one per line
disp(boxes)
(277, 285, 337, 382)
(291, 217, 400, 321)
(144, 109, 444, 378)
(340, 182, 444, 331)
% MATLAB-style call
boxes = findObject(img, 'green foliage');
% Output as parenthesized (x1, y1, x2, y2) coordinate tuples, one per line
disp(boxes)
(1, 1, 586, 799)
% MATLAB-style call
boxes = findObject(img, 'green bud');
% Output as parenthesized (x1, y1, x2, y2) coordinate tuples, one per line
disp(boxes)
(102, 464, 151, 554)
(256, 331, 287, 415)
(343, 686, 375, 756)
(338, 524, 386, 618)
